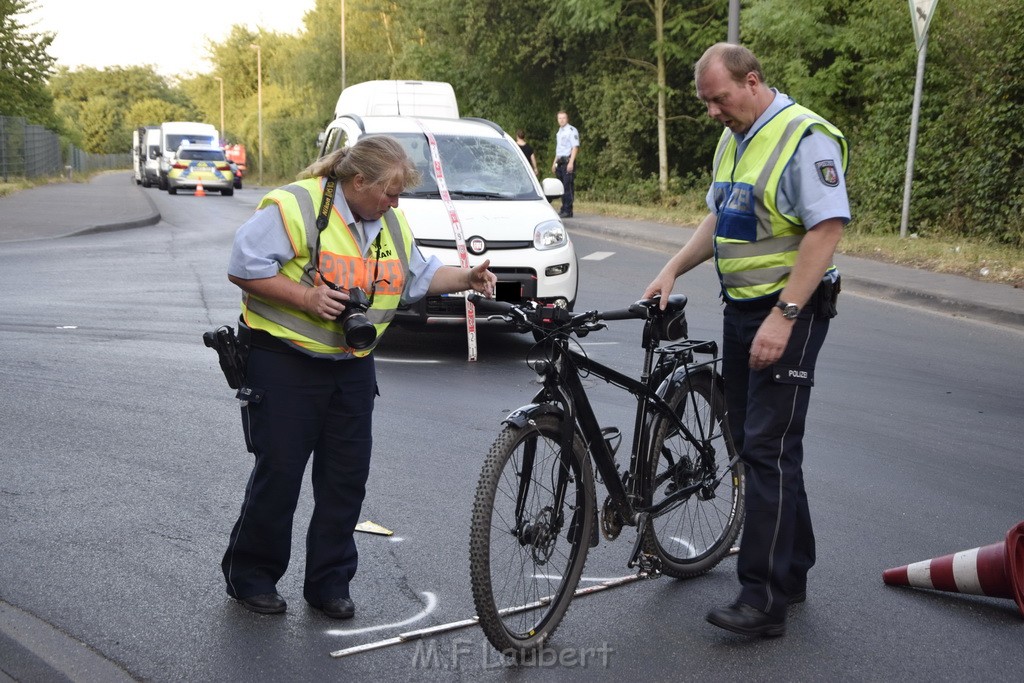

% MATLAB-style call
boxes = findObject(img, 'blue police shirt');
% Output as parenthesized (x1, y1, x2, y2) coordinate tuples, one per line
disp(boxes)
(555, 124, 580, 158)
(706, 90, 851, 231)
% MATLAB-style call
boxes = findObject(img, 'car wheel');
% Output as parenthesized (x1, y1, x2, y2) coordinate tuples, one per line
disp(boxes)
(222, 187, 234, 197)
(168, 186, 177, 195)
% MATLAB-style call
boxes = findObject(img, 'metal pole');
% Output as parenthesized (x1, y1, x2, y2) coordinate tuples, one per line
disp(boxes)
(214, 76, 225, 143)
(727, 0, 740, 44)
(341, 0, 346, 91)
(250, 44, 263, 187)
(899, 34, 928, 238)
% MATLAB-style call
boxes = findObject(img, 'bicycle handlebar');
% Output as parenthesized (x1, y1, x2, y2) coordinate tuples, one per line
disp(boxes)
(467, 293, 667, 330)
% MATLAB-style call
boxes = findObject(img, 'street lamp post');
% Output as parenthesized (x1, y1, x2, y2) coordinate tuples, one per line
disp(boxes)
(213, 76, 224, 144)
(340, 0, 346, 91)
(250, 43, 263, 186)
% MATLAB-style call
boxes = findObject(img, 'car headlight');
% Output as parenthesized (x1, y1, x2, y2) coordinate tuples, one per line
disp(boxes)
(534, 220, 568, 251)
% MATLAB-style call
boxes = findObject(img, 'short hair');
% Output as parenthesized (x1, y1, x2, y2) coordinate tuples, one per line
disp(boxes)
(302, 135, 421, 189)
(694, 42, 766, 85)
(516, 128, 526, 139)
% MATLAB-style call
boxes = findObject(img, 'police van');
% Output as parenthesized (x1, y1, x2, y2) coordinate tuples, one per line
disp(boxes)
(317, 80, 578, 327)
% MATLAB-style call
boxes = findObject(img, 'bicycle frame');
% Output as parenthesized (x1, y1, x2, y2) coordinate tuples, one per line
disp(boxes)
(510, 332, 728, 531)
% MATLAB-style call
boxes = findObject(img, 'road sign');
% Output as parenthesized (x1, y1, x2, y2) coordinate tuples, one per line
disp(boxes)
(909, 0, 939, 50)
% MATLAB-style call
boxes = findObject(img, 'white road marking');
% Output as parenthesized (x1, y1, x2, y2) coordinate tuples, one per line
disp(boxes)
(325, 591, 437, 637)
(374, 358, 442, 364)
(582, 251, 615, 261)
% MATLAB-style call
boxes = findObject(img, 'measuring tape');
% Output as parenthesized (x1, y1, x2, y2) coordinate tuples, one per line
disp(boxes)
(414, 119, 478, 361)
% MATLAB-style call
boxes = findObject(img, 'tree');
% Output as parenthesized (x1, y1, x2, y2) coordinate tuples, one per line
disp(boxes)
(548, 0, 726, 196)
(51, 65, 197, 153)
(0, 0, 58, 126)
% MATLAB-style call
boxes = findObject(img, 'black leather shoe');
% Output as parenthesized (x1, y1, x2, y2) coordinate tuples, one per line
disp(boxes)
(706, 602, 785, 637)
(238, 592, 286, 615)
(788, 590, 806, 605)
(318, 597, 355, 620)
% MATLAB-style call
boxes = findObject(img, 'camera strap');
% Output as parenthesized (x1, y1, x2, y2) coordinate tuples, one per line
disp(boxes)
(303, 177, 338, 284)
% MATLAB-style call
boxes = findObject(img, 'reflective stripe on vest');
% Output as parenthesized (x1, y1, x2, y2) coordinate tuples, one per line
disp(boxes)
(711, 103, 847, 302)
(241, 178, 414, 357)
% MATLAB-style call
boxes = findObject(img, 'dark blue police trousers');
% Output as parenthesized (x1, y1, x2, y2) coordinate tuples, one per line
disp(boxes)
(221, 345, 376, 606)
(721, 303, 829, 619)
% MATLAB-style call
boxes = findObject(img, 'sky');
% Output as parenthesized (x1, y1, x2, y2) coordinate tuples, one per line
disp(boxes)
(24, 0, 319, 78)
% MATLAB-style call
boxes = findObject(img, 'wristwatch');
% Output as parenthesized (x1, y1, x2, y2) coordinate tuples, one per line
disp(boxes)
(774, 301, 800, 320)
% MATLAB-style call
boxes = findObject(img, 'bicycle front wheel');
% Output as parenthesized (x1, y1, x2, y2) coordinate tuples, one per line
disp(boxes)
(470, 415, 595, 654)
(644, 371, 744, 577)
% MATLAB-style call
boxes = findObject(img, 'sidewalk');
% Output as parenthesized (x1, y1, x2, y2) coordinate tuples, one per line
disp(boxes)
(1, 171, 1022, 331)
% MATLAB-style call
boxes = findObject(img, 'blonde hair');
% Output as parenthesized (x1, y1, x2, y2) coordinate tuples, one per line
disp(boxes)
(695, 42, 766, 86)
(302, 134, 421, 189)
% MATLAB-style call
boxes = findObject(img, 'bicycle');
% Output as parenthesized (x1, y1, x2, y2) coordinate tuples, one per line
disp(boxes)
(466, 292, 745, 655)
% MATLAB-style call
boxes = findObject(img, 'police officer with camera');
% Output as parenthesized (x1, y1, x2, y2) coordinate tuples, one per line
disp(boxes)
(221, 135, 496, 619)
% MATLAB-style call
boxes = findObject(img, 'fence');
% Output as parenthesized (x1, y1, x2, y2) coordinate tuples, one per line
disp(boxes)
(0, 115, 131, 182)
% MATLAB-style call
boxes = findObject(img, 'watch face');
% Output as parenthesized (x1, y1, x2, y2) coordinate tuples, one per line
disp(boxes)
(776, 301, 799, 319)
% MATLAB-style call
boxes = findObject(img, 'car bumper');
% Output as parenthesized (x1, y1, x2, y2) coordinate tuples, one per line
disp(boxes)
(397, 243, 578, 322)
(167, 176, 232, 191)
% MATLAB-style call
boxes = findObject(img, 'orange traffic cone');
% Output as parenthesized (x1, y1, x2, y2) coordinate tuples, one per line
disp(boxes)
(195, 181, 206, 197)
(882, 521, 1024, 617)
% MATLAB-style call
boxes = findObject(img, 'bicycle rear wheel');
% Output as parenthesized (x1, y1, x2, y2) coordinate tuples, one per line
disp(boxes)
(470, 415, 595, 654)
(644, 371, 744, 577)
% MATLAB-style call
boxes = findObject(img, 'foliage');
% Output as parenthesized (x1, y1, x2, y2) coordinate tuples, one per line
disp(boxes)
(41, 0, 1024, 245)
(50, 65, 196, 152)
(0, 0, 58, 127)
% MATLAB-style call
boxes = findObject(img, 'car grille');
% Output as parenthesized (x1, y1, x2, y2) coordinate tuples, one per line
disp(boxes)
(416, 239, 533, 250)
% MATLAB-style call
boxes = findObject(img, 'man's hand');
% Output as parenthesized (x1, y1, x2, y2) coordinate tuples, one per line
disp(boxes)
(749, 312, 793, 370)
(642, 273, 677, 310)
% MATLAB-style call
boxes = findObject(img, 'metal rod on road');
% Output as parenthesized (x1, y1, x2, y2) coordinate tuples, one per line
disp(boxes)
(329, 573, 646, 659)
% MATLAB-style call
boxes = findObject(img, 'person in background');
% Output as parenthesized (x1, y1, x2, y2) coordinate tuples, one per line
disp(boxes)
(642, 42, 849, 638)
(221, 135, 496, 620)
(515, 129, 539, 175)
(551, 111, 579, 218)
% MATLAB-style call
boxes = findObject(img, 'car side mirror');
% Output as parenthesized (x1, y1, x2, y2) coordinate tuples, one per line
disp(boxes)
(541, 177, 564, 201)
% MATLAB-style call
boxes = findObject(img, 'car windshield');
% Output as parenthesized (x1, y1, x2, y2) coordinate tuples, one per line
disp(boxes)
(392, 133, 539, 200)
(168, 134, 216, 152)
(179, 150, 225, 161)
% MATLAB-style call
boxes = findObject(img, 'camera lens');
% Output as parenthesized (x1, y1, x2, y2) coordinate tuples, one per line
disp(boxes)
(342, 314, 376, 350)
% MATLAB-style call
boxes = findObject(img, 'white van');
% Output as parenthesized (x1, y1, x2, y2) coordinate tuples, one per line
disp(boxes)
(317, 81, 577, 326)
(157, 122, 219, 190)
(141, 128, 162, 187)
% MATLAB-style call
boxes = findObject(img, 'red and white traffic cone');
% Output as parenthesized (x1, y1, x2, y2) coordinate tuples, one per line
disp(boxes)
(882, 521, 1024, 617)
(195, 181, 206, 197)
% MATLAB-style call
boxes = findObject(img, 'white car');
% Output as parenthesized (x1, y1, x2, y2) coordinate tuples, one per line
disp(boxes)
(317, 114, 578, 327)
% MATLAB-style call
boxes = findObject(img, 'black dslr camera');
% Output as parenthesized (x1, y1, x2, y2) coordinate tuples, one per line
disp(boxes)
(339, 287, 376, 350)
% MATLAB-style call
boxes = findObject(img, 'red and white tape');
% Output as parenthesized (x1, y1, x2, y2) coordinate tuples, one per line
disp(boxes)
(414, 119, 478, 361)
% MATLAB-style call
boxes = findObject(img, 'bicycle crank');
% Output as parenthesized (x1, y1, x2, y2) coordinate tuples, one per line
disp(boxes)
(601, 495, 625, 541)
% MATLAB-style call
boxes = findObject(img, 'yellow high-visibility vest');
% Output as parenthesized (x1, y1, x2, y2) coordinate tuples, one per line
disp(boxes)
(241, 177, 414, 357)
(712, 103, 848, 302)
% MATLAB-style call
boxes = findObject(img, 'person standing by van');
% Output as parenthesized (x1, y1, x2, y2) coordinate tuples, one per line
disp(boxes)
(221, 135, 496, 620)
(551, 111, 579, 218)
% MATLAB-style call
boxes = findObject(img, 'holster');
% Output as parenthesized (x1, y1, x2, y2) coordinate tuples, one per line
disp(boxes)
(202, 324, 249, 389)
(812, 276, 841, 319)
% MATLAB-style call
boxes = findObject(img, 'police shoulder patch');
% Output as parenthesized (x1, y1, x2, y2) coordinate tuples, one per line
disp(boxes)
(815, 160, 839, 187)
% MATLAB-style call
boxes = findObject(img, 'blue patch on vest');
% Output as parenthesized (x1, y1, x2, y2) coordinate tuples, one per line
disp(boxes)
(714, 181, 758, 242)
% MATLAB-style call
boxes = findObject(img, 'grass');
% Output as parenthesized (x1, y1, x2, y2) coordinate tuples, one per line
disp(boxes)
(578, 194, 1024, 289)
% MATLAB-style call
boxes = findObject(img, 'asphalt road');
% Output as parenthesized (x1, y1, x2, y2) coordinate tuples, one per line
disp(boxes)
(0, 180, 1022, 681)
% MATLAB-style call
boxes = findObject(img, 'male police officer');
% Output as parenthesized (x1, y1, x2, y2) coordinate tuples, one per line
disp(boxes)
(551, 110, 579, 218)
(643, 43, 849, 637)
